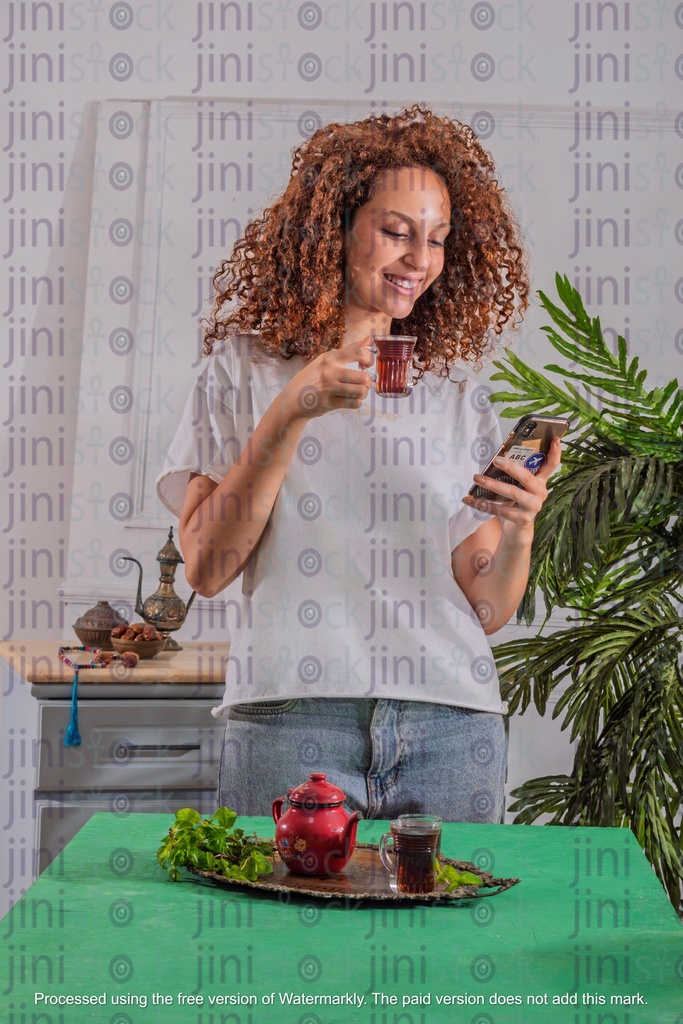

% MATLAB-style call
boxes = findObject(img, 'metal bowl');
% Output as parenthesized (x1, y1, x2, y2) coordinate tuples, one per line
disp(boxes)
(73, 600, 127, 651)
(111, 637, 167, 660)
(74, 625, 117, 650)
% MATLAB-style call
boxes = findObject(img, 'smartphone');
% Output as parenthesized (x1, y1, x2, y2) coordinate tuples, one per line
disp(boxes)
(469, 414, 570, 505)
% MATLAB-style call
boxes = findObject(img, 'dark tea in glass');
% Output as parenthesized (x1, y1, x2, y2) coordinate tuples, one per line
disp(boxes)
(379, 816, 442, 894)
(373, 336, 416, 398)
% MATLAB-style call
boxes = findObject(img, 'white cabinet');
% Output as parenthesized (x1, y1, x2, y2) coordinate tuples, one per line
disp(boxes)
(33, 700, 225, 876)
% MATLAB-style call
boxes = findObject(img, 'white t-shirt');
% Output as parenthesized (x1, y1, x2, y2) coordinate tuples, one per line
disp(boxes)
(156, 336, 505, 717)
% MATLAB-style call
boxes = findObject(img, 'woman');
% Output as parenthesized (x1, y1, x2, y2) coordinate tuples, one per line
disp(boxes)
(157, 106, 560, 822)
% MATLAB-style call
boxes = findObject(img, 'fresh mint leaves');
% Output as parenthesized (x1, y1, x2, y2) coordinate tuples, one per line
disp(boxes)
(157, 807, 275, 883)
(435, 862, 483, 891)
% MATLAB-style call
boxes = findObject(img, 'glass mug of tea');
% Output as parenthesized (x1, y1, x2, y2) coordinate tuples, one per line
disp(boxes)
(378, 815, 442, 894)
(371, 335, 417, 398)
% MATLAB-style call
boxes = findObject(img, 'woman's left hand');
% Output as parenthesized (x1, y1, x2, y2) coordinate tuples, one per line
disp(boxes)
(461, 436, 562, 539)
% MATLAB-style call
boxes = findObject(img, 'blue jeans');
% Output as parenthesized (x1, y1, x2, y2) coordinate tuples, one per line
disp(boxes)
(218, 698, 507, 823)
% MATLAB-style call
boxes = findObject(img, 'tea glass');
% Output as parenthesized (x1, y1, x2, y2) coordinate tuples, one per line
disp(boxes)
(378, 815, 442, 894)
(398, 814, 442, 858)
(371, 335, 417, 398)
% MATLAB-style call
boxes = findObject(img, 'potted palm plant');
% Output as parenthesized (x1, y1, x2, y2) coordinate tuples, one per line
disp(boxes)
(489, 274, 683, 910)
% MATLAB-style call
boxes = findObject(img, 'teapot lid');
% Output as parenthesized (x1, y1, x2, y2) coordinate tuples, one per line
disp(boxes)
(157, 526, 184, 565)
(288, 773, 346, 807)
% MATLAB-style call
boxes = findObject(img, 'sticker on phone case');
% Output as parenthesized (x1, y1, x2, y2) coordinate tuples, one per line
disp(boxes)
(524, 452, 547, 472)
(505, 446, 547, 474)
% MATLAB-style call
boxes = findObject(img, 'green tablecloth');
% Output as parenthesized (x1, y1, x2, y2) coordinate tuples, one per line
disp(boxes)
(1, 814, 680, 1023)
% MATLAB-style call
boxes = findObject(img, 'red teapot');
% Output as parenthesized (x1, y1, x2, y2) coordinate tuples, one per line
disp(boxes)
(272, 773, 360, 876)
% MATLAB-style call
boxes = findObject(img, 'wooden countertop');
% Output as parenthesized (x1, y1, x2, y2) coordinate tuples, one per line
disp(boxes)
(0, 640, 230, 684)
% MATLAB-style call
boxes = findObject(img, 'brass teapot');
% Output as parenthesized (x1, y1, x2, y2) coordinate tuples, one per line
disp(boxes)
(123, 528, 196, 651)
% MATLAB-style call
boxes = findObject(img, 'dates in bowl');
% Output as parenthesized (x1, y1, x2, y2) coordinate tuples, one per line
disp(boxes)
(110, 621, 167, 659)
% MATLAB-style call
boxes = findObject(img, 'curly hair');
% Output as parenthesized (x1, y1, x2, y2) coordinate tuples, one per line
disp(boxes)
(202, 105, 528, 374)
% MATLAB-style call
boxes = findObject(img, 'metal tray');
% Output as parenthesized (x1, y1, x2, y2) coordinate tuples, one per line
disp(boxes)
(188, 843, 520, 901)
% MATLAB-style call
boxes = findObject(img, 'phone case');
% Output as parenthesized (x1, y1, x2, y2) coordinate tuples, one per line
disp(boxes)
(469, 415, 569, 503)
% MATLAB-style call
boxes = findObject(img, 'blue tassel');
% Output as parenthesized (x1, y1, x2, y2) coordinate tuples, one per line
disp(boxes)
(64, 670, 82, 747)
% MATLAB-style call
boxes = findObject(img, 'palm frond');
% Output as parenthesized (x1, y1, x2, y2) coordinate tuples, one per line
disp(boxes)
(491, 275, 683, 457)
(517, 444, 680, 621)
(564, 656, 683, 901)
(491, 274, 683, 909)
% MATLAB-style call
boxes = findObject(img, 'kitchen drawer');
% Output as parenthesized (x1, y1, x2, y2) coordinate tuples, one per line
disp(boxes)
(37, 701, 225, 791)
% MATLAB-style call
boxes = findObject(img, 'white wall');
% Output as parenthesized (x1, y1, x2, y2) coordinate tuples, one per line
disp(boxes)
(1, 2, 681, 825)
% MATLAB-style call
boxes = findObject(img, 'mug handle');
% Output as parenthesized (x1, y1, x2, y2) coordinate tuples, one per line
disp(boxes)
(360, 346, 378, 383)
(378, 832, 394, 872)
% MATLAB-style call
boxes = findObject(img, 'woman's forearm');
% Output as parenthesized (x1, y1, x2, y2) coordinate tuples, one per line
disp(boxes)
(452, 519, 534, 636)
(456, 440, 562, 634)
(179, 338, 375, 598)
(466, 527, 533, 634)
(179, 392, 307, 598)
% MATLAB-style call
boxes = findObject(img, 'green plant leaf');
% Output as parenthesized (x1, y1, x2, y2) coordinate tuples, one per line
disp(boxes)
(158, 808, 275, 883)
(491, 274, 683, 909)
(214, 807, 238, 830)
(435, 863, 483, 890)
(175, 808, 201, 825)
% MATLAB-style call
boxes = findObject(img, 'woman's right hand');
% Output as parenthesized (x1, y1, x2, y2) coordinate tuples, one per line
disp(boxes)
(282, 336, 375, 422)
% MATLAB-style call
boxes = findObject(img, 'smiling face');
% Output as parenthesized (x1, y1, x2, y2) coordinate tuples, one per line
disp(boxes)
(344, 165, 452, 337)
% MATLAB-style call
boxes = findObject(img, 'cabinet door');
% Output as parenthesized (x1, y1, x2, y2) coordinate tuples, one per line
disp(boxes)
(37, 701, 225, 791)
